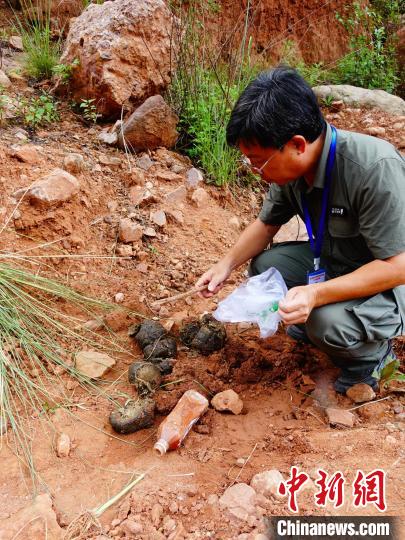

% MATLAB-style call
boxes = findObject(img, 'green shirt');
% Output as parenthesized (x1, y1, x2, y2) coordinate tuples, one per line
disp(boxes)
(259, 122, 405, 318)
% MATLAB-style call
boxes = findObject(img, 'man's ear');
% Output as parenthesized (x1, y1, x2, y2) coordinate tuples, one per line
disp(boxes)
(287, 135, 307, 155)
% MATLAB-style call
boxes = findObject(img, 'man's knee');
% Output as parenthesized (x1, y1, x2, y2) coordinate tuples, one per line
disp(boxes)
(306, 303, 364, 353)
(249, 250, 278, 276)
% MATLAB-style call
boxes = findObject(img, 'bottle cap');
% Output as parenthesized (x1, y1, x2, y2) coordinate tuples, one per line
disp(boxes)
(154, 439, 169, 455)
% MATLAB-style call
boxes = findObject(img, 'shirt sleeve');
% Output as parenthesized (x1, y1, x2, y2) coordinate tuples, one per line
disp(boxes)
(357, 157, 405, 259)
(258, 184, 297, 225)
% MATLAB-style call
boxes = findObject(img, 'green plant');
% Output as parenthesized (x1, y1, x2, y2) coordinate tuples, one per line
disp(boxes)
(335, 2, 399, 93)
(20, 92, 59, 129)
(52, 58, 80, 83)
(79, 98, 101, 124)
(322, 95, 335, 108)
(168, 0, 258, 187)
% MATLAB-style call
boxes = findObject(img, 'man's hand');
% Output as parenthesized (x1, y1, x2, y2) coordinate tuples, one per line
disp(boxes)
(196, 260, 233, 298)
(278, 285, 318, 324)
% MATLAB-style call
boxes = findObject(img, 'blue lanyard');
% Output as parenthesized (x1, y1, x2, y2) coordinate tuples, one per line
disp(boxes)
(301, 126, 337, 271)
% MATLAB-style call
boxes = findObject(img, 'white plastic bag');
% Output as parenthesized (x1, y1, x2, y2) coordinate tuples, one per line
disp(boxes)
(213, 267, 287, 338)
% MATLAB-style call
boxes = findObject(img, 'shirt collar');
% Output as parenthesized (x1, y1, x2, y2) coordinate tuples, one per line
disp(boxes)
(312, 122, 332, 190)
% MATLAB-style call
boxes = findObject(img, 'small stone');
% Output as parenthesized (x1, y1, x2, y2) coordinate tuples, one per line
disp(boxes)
(99, 154, 121, 167)
(250, 470, 285, 500)
(151, 503, 163, 527)
(137, 154, 154, 170)
(326, 407, 355, 428)
(346, 383, 376, 403)
(165, 186, 187, 203)
(121, 519, 143, 535)
(129, 186, 157, 206)
(0, 69, 12, 88)
(13, 169, 80, 207)
(165, 208, 184, 224)
(207, 494, 218, 505)
(236, 458, 246, 468)
(163, 518, 177, 534)
(143, 226, 156, 237)
(219, 483, 257, 521)
(82, 318, 104, 331)
(191, 187, 209, 208)
(14, 128, 29, 141)
(114, 292, 124, 303)
(116, 244, 133, 257)
(229, 216, 241, 230)
(56, 432, 71, 457)
(119, 218, 143, 243)
(11, 145, 41, 164)
(98, 131, 118, 145)
(366, 126, 386, 137)
(385, 435, 397, 445)
(136, 262, 148, 274)
(9, 36, 23, 51)
(155, 170, 183, 182)
(150, 209, 167, 227)
(186, 167, 204, 188)
(169, 501, 178, 513)
(211, 389, 243, 415)
(63, 153, 85, 174)
(75, 350, 116, 378)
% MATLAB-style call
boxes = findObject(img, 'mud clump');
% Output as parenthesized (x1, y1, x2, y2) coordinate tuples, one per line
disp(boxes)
(129, 320, 166, 349)
(128, 362, 162, 395)
(109, 397, 155, 434)
(150, 357, 175, 375)
(180, 314, 226, 355)
(143, 337, 177, 360)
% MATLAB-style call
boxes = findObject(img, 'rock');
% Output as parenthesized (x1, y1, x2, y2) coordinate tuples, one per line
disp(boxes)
(166, 208, 184, 225)
(207, 494, 219, 505)
(385, 435, 397, 445)
(13, 169, 80, 207)
(121, 519, 143, 535)
(150, 209, 167, 227)
(313, 84, 405, 116)
(229, 216, 241, 230)
(98, 130, 118, 145)
(99, 154, 121, 167)
(219, 483, 257, 521)
(0, 69, 12, 88)
(63, 153, 85, 174)
(236, 458, 246, 467)
(326, 407, 355, 428)
(151, 503, 163, 527)
(155, 169, 183, 182)
(211, 389, 243, 415)
(346, 383, 376, 403)
(136, 262, 148, 274)
(116, 244, 133, 257)
(75, 350, 116, 378)
(59, 0, 174, 117)
(144, 226, 157, 237)
(9, 35, 23, 51)
(191, 187, 209, 208)
(250, 470, 284, 500)
(129, 186, 157, 206)
(119, 218, 143, 243)
(137, 154, 154, 171)
(0, 493, 63, 539)
(165, 186, 187, 204)
(186, 167, 204, 188)
(114, 292, 125, 303)
(11, 145, 41, 164)
(163, 518, 177, 534)
(366, 126, 386, 138)
(56, 432, 71, 457)
(117, 95, 178, 151)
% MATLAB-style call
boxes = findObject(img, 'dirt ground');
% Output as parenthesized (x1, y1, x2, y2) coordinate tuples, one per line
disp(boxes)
(0, 17, 405, 540)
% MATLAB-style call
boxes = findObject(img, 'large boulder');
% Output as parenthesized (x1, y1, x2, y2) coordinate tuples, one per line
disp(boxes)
(59, 0, 175, 118)
(313, 84, 405, 116)
(117, 95, 178, 151)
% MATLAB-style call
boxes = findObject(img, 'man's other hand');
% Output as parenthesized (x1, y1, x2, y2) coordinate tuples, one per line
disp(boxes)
(278, 285, 317, 324)
(196, 261, 233, 298)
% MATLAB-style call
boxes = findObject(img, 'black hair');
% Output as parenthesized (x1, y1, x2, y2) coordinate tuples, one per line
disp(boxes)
(226, 66, 325, 149)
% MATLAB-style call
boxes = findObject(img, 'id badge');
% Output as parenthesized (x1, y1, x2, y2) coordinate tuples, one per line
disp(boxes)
(307, 268, 326, 284)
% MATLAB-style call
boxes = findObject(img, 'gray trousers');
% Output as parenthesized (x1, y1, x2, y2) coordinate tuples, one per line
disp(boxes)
(249, 242, 403, 374)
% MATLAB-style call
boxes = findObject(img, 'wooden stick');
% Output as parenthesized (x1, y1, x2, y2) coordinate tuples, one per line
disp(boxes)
(151, 284, 207, 309)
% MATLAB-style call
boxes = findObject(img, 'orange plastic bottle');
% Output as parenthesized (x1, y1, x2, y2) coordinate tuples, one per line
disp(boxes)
(154, 390, 209, 455)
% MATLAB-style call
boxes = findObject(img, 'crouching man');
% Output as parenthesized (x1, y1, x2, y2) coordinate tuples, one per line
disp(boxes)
(196, 66, 405, 393)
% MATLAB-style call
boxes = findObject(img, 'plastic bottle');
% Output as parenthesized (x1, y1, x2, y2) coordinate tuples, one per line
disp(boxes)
(154, 389, 209, 455)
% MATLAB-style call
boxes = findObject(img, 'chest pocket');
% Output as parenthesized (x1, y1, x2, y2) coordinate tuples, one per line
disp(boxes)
(327, 213, 359, 238)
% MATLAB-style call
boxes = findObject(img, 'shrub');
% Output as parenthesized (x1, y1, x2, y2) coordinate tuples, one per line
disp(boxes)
(19, 92, 59, 129)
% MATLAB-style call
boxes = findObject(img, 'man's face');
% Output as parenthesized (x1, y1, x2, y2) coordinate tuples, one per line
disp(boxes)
(239, 136, 310, 185)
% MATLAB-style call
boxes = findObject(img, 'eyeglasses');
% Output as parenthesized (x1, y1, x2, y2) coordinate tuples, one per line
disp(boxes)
(241, 146, 284, 177)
